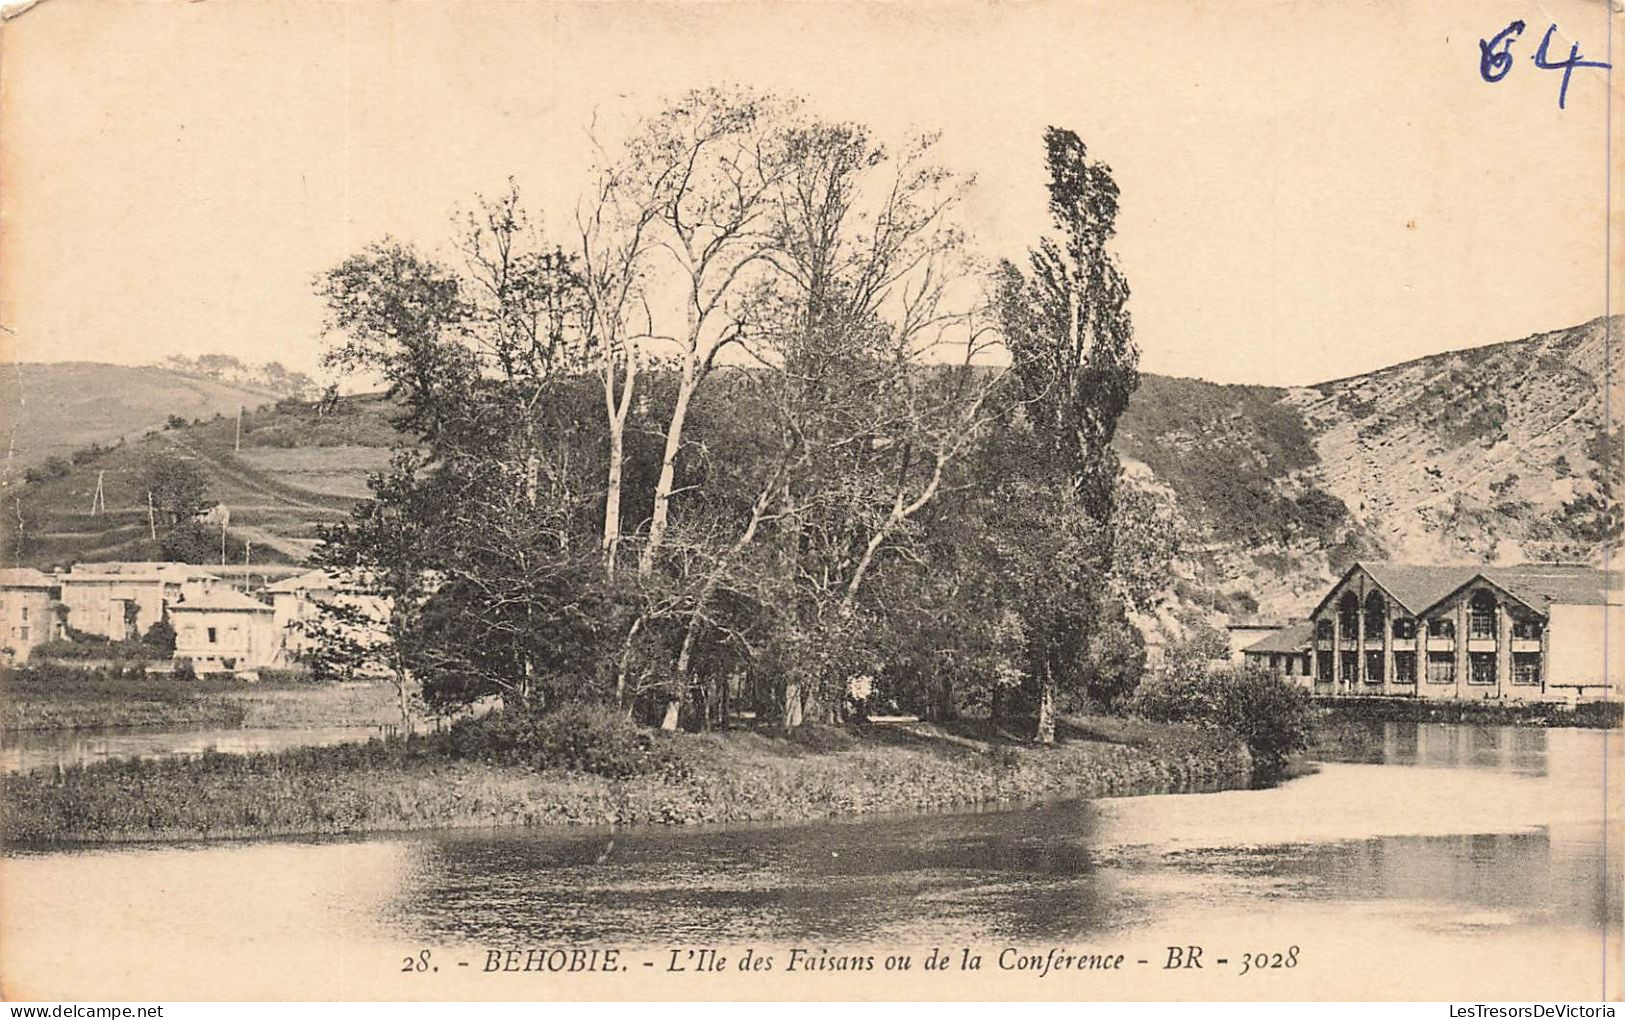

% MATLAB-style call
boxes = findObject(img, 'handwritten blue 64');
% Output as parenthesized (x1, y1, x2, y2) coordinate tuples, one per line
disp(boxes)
(1479, 20, 1610, 109)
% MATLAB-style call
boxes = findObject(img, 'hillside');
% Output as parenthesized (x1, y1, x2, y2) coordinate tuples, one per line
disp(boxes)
(0, 363, 283, 475)
(3, 317, 1618, 627)
(1, 393, 400, 567)
(1120, 315, 1621, 623)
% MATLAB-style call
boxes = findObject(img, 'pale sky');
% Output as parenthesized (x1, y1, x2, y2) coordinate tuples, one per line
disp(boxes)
(1, 0, 1617, 387)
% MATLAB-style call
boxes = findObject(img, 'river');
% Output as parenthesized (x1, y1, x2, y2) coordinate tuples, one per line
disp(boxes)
(1, 722, 1618, 1000)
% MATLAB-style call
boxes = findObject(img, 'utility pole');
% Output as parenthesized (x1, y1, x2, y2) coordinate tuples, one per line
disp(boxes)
(234, 406, 242, 453)
(220, 518, 227, 565)
(146, 491, 157, 539)
(90, 471, 106, 515)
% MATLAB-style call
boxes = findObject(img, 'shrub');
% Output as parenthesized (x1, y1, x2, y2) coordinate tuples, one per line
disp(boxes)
(23, 456, 71, 485)
(141, 619, 177, 655)
(173, 658, 198, 682)
(254, 667, 317, 685)
(1130, 663, 1315, 779)
(34, 636, 166, 662)
(70, 443, 107, 466)
(440, 703, 685, 779)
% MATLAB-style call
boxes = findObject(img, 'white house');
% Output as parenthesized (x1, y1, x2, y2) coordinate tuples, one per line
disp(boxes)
(170, 588, 280, 673)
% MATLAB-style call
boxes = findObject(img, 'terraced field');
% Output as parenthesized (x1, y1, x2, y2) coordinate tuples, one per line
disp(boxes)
(3, 394, 403, 568)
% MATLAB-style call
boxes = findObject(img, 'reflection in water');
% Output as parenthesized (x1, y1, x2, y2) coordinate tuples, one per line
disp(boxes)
(1327, 720, 1554, 774)
(1152, 825, 1618, 931)
(389, 802, 1128, 947)
(1, 723, 1618, 999)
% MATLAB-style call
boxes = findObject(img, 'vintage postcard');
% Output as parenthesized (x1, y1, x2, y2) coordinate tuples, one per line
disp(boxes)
(0, 0, 1619, 1004)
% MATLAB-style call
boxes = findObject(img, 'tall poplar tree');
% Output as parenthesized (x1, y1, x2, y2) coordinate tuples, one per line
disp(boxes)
(996, 127, 1140, 743)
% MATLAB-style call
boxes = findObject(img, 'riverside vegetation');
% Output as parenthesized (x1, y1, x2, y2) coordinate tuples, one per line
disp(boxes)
(3, 704, 1253, 844)
(3, 666, 1321, 844)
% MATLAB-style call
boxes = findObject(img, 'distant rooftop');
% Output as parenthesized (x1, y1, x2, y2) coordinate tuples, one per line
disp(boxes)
(1244, 621, 1314, 654)
(0, 567, 57, 589)
(170, 588, 273, 613)
(1227, 617, 1288, 630)
(263, 568, 336, 593)
(62, 562, 220, 582)
(262, 568, 380, 593)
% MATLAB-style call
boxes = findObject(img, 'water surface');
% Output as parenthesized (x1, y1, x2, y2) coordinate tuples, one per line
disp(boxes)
(3, 723, 1617, 1000)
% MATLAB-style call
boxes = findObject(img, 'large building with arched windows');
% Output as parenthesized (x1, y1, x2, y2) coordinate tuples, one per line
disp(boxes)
(1243, 562, 1621, 701)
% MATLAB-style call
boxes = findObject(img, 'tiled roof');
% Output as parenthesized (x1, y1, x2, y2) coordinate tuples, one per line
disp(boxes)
(0, 567, 57, 588)
(263, 568, 337, 593)
(1360, 563, 1481, 615)
(1244, 621, 1314, 654)
(171, 589, 273, 613)
(1471, 564, 1619, 614)
(1319, 561, 1617, 618)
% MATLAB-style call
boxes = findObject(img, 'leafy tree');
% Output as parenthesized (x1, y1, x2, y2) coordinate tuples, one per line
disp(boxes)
(310, 454, 441, 730)
(995, 127, 1142, 742)
(317, 241, 477, 442)
(141, 455, 216, 562)
(305, 99, 1170, 757)
(998, 127, 1137, 519)
(312, 196, 608, 725)
(143, 455, 212, 523)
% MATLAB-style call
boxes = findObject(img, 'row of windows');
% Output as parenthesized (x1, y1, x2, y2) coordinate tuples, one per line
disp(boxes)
(1314, 616, 1543, 640)
(1260, 653, 1313, 675)
(1315, 650, 1541, 685)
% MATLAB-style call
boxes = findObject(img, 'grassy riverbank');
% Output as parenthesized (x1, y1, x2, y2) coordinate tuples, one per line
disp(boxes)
(2, 714, 1249, 844)
(0, 669, 401, 731)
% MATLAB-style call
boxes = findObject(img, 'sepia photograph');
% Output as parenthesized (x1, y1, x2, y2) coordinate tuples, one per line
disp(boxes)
(0, 0, 1619, 1005)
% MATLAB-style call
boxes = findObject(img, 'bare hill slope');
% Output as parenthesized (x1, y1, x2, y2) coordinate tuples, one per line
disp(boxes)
(0, 363, 281, 475)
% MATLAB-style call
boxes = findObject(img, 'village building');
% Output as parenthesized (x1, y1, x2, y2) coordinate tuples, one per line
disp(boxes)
(1240, 621, 1314, 678)
(263, 567, 391, 667)
(1225, 617, 1290, 665)
(1242, 561, 1620, 701)
(0, 567, 65, 662)
(56, 562, 221, 641)
(169, 588, 280, 674)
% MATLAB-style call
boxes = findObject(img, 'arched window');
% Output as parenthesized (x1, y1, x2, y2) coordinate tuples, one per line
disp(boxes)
(1338, 591, 1359, 638)
(1469, 590, 1498, 639)
(1392, 617, 1416, 639)
(1363, 591, 1386, 640)
(1316, 618, 1334, 640)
